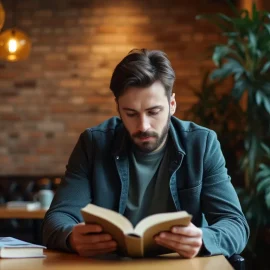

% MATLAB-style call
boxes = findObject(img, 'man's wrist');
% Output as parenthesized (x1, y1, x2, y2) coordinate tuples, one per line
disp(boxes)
(66, 233, 75, 252)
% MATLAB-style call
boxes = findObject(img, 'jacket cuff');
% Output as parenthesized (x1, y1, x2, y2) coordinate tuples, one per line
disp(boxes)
(58, 225, 75, 253)
(200, 227, 222, 256)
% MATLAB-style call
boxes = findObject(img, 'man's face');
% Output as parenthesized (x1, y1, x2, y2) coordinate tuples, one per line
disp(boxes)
(117, 81, 176, 153)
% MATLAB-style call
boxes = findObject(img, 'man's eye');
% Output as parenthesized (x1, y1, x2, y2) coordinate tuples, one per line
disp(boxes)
(148, 110, 160, 115)
(126, 113, 136, 117)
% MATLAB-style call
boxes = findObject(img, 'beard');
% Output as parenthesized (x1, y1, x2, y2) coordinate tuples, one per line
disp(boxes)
(129, 114, 171, 153)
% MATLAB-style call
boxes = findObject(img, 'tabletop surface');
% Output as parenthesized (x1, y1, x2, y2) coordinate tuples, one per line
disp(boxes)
(0, 250, 233, 270)
(0, 206, 47, 219)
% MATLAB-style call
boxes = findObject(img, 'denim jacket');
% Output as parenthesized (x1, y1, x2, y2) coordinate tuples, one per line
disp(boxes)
(42, 116, 249, 257)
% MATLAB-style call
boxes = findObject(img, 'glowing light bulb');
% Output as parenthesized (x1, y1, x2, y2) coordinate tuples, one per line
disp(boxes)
(8, 38, 18, 53)
(0, 28, 31, 61)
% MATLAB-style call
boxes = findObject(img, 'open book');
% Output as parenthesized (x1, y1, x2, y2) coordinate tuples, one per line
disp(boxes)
(81, 204, 192, 257)
(0, 237, 46, 258)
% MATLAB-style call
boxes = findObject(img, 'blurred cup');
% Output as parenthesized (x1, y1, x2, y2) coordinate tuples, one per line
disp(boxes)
(34, 189, 54, 209)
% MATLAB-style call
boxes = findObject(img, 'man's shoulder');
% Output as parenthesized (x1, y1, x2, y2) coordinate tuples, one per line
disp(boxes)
(170, 117, 218, 152)
(78, 117, 123, 150)
(85, 116, 122, 134)
(171, 116, 214, 135)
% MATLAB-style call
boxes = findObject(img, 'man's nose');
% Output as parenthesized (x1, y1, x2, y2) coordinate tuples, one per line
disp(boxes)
(137, 115, 151, 132)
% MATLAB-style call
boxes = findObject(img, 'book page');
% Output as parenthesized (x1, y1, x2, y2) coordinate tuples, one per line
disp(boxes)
(134, 211, 191, 236)
(134, 211, 192, 256)
(81, 204, 134, 233)
(81, 204, 134, 254)
(124, 234, 143, 257)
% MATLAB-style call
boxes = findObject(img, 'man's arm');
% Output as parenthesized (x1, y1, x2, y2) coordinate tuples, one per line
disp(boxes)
(42, 131, 92, 252)
(200, 130, 250, 257)
(155, 130, 249, 258)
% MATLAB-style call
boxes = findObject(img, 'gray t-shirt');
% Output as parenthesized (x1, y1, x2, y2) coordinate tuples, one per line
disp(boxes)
(124, 141, 176, 226)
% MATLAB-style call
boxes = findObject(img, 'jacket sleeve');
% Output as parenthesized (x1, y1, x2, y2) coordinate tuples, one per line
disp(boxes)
(41, 130, 92, 252)
(200, 130, 249, 257)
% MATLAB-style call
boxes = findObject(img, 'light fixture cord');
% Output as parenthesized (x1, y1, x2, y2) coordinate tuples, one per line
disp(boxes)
(12, 0, 17, 30)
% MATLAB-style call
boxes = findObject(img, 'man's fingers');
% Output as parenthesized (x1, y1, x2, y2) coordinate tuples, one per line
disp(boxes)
(171, 225, 202, 238)
(156, 237, 197, 252)
(155, 238, 199, 258)
(154, 238, 174, 252)
(157, 232, 202, 247)
(77, 233, 112, 244)
(77, 240, 117, 251)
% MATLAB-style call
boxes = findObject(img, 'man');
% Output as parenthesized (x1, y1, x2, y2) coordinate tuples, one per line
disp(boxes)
(42, 49, 249, 258)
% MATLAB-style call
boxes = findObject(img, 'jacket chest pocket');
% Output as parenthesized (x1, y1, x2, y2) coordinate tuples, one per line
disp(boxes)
(177, 183, 202, 218)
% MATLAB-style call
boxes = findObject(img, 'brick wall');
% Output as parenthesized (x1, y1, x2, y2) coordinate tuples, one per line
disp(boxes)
(0, 0, 235, 175)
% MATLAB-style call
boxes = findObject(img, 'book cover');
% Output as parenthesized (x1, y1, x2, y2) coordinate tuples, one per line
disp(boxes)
(0, 237, 46, 258)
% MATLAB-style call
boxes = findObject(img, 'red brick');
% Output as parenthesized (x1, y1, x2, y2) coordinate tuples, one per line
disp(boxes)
(0, 0, 228, 175)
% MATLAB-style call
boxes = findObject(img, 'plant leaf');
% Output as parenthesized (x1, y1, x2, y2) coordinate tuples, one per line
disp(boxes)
(210, 68, 232, 80)
(226, 0, 240, 17)
(255, 168, 270, 182)
(231, 16, 252, 33)
(255, 91, 263, 105)
(265, 192, 270, 209)
(264, 24, 270, 35)
(224, 32, 239, 37)
(212, 58, 245, 81)
(261, 11, 270, 22)
(212, 46, 241, 66)
(195, 14, 229, 32)
(252, 2, 259, 22)
(216, 13, 233, 22)
(263, 95, 270, 114)
(248, 31, 257, 52)
(257, 178, 270, 194)
(255, 90, 270, 113)
(261, 143, 270, 156)
(261, 61, 270, 74)
(239, 155, 248, 171)
(259, 163, 269, 171)
(261, 82, 270, 95)
(248, 135, 258, 181)
(231, 79, 249, 100)
(212, 46, 229, 66)
(229, 39, 246, 61)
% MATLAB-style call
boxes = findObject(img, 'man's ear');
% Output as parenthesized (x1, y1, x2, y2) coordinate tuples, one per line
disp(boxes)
(170, 93, 176, 115)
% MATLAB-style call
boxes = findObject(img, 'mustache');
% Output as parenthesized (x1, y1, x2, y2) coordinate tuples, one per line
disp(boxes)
(132, 131, 158, 138)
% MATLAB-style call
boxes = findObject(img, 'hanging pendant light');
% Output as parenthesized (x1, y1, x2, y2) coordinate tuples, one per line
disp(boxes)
(0, 0, 31, 62)
(0, 28, 31, 61)
(0, 1, 5, 32)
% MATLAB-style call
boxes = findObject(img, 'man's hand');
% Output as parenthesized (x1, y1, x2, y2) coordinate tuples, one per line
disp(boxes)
(68, 223, 117, 257)
(154, 222, 202, 258)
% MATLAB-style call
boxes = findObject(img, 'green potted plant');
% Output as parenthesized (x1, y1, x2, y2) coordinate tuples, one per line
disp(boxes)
(195, 0, 270, 261)
(185, 72, 245, 183)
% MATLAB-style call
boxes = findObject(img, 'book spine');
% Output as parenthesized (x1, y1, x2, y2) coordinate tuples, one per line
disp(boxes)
(124, 235, 143, 257)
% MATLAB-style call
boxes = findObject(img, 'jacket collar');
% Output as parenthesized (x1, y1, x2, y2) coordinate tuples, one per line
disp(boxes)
(111, 121, 130, 157)
(169, 116, 186, 156)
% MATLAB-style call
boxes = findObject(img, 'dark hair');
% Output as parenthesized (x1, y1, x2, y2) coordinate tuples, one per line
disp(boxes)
(110, 48, 175, 100)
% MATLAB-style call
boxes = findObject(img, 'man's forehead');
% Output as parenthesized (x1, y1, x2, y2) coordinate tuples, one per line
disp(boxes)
(119, 84, 167, 101)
